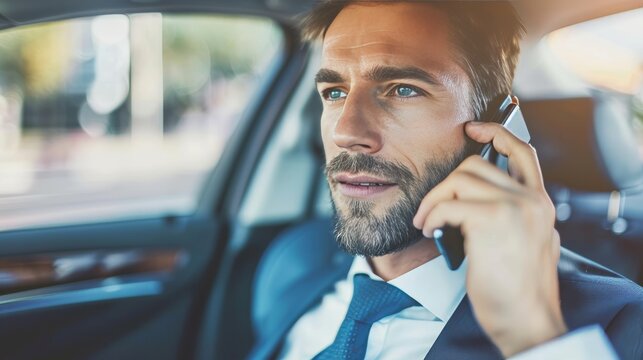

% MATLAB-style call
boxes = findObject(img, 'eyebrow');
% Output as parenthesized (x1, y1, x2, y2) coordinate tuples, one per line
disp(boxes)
(315, 68, 345, 84)
(366, 65, 442, 86)
(314, 65, 442, 86)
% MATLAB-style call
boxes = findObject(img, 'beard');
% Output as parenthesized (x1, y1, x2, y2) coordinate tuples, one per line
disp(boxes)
(326, 144, 473, 257)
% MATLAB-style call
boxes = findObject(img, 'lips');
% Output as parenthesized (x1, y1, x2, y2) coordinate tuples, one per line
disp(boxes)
(333, 173, 397, 198)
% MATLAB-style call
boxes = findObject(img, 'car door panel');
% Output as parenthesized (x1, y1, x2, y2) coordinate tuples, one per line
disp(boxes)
(0, 216, 221, 359)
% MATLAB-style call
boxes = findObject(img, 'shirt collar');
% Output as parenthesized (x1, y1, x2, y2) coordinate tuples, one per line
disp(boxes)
(346, 255, 467, 322)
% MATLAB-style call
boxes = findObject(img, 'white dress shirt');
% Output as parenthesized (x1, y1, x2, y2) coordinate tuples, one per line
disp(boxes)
(279, 255, 619, 360)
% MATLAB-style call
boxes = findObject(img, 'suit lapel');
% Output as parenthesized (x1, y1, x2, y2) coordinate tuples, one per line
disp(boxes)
(249, 254, 352, 360)
(425, 296, 502, 360)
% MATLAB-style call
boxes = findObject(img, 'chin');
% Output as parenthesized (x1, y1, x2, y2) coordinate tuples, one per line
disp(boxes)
(331, 191, 397, 219)
(330, 191, 424, 257)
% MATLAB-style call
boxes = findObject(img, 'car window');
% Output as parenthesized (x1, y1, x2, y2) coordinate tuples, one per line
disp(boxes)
(544, 8, 643, 158)
(0, 14, 283, 230)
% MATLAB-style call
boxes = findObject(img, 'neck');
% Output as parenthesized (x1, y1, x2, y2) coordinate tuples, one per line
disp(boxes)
(368, 239, 440, 281)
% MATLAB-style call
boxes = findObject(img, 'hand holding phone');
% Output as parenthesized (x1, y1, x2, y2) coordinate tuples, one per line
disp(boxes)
(433, 95, 531, 270)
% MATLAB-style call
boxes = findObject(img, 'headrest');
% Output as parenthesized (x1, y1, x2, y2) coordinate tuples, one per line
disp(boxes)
(521, 94, 643, 192)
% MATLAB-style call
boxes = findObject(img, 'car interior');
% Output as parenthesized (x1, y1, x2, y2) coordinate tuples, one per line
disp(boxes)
(0, 0, 640, 359)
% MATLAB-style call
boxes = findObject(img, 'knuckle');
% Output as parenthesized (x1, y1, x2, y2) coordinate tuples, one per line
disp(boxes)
(462, 155, 483, 167)
(523, 143, 539, 159)
(444, 169, 466, 186)
(543, 197, 556, 222)
(451, 171, 469, 183)
(521, 194, 555, 223)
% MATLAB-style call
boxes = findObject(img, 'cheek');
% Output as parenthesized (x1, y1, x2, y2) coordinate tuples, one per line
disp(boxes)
(384, 104, 468, 166)
(387, 101, 462, 140)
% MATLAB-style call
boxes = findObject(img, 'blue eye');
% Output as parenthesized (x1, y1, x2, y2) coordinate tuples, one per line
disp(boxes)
(395, 86, 418, 97)
(323, 88, 347, 101)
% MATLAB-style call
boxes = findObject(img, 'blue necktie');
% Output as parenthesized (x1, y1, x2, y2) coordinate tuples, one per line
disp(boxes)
(313, 274, 420, 360)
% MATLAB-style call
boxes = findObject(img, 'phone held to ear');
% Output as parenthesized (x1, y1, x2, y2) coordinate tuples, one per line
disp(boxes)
(433, 95, 531, 270)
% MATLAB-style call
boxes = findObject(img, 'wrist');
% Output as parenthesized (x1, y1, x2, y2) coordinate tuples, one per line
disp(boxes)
(493, 307, 568, 357)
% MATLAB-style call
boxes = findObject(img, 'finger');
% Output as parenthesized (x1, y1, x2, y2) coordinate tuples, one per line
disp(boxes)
(413, 169, 518, 229)
(419, 199, 495, 238)
(465, 121, 544, 190)
(457, 155, 523, 191)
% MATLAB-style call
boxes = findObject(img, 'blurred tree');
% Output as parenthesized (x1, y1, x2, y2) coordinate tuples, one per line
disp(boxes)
(0, 22, 73, 97)
(161, 15, 281, 132)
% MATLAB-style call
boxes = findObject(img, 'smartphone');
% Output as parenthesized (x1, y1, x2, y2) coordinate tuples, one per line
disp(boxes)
(433, 95, 531, 270)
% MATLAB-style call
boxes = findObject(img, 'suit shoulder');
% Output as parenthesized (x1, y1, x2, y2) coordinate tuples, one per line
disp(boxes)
(557, 248, 643, 329)
(558, 248, 642, 295)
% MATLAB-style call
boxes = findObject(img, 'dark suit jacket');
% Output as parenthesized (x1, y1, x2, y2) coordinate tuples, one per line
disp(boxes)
(249, 218, 643, 360)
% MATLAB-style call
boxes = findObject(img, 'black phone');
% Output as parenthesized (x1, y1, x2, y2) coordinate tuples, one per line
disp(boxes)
(433, 95, 531, 270)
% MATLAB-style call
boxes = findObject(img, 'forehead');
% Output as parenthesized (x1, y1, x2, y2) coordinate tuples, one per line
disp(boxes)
(321, 2, 458, 73)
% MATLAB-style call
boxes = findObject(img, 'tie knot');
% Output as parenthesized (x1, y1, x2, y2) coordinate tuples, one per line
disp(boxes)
(346, 274, 419, 324)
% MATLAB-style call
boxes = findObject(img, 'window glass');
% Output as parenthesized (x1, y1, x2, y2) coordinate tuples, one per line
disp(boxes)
(545, 8, 643, 157)
(0, 14, 283, 230)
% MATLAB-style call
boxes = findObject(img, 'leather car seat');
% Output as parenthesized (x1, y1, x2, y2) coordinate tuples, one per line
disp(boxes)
(521, 92, 643, 283)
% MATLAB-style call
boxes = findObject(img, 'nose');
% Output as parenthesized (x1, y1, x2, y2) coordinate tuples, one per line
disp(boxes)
(332, 92, 382, 154)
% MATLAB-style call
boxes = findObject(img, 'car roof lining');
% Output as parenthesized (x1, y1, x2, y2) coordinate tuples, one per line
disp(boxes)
(512, 0, 643, 39)
(0, 0, 640, 36)
(0, 0, 290, 29)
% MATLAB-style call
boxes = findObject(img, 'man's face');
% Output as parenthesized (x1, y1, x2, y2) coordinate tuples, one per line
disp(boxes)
(318, 3, 475, 256)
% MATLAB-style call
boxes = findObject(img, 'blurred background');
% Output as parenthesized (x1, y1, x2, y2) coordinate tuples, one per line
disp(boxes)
(0, 9, 641, 232)
(0, 14, 283, 230)
(543, 7, 643, 158)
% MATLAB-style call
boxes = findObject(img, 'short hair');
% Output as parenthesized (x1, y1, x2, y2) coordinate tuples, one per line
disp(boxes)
(301, 0, 525, 121)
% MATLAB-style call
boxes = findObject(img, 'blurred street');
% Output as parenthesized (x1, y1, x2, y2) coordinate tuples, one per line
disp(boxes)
(0, 132, 220, 230)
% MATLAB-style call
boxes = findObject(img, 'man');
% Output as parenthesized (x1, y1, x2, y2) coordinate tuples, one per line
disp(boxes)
(249, 1, 643, 359)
